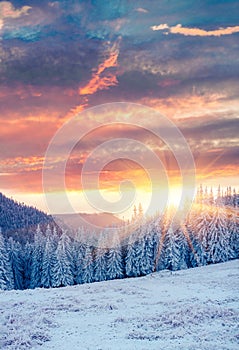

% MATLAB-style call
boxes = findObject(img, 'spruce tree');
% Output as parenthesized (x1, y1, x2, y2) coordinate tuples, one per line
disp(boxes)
(41, 229, 57, 288)
(74, 236, 86, 285)
(140, 232, 155, 275)
(125, 230, 143, 277)
(7, 237, 24, 290)
(187, 230, 206, 267)
(81, 245, 94, 284)
(0, 228, 14, 290)
(52, 231, 74, 287)
(207, 207, 233, 264)
(163, 225, 181, 271)
(175, 227, 189, 270)
(107, 229, 124, 280)
(228, 208, 239, 258)
(30, 225, 45, 289)
(94, 230, 108, 282)
(191, 206, 212, 262)
(73, 227, 87, 284)
(23, 241, 33, 289)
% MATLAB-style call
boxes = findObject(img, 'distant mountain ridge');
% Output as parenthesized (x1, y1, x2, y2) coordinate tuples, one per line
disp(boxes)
(54, 212, 124, 233)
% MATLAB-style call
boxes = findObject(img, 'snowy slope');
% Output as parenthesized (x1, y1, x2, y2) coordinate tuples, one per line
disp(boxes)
(0, 260, 238, 350)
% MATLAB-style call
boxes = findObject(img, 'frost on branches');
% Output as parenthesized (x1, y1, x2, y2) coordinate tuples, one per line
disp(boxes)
(0, 186, 238, 290)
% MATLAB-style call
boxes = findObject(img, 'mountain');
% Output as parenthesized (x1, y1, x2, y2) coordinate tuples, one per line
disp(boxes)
(0, 192, 52, 242)
(0, 260, 238, 349)
(0, 192, 124, 242)
(54, 212, 124, 233)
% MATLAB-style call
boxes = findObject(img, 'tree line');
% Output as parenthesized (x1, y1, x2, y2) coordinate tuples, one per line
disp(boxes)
(0, 186, 238, 290)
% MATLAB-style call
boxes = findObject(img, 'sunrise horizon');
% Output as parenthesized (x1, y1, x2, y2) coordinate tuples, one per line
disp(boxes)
(1, 0, 238, 220)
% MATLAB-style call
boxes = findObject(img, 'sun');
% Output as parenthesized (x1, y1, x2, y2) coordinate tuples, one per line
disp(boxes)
(168, 186, 183, 208)
(121, 185, 185, 219)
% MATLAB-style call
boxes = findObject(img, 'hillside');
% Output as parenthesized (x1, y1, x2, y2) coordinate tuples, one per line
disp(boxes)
(0, 192, 52, 242)
(0, 192, 124, 242)
(0, 260, 238, 350)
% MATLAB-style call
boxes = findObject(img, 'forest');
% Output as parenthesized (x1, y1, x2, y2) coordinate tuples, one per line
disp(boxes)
(0, 186, 238, 290)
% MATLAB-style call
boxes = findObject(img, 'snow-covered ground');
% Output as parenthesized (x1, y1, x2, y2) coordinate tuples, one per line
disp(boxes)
(0, 260, 238, 350)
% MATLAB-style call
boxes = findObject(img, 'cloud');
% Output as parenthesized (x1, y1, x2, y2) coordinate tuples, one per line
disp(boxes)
(0, 1, 31, 39)
(0, 1, 31, 31)
(0, 37, 100, 86)
(66, 39, 121, 120)
(0, 1, 238, 199)
(151, 23, 239, 37)
(151, 23, 168, 31)
(0, 172, 16, 176)
(0, 2, 31, 19)
(135, 8, 148, 14)
(79, 39, 120, 96)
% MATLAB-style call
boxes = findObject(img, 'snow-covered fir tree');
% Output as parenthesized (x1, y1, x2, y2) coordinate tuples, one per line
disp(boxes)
(150, 216, 162, 271)
(23, 241, 33, 289)
(94, 246, 108, 282)
(191, 205, 212, 262)
(73, 227, 87, 284)
(232, 188, 239, 208)
(174, 226, 189, 270)
(125, 229, 143, 277)
(52, 231, 74, 287)
(7, 237, 24, 290)
(186, 229, 207, 268)
(155, 208, 173, 271)
(228, 208, 239, 258)
(30, 225, 45, 289)
(162, 225, 182, 271)
(94, 231, 108, 282)
(207, 206, 234, 264)
(81, 245, 94, 284)
(0, 184, 238, 291)
(41, 226, 57, 288)
(106, 229, 124, 280)
(0, 228, 14, 290)
(140, 227, 158, 275)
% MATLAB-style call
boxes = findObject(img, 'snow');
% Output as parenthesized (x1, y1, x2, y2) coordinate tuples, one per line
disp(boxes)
(0, 260, 238, 350)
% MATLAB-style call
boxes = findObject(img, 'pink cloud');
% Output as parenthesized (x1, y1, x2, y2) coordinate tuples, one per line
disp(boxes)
(0, 1, 31, 30)
(0, 1, 31, 19)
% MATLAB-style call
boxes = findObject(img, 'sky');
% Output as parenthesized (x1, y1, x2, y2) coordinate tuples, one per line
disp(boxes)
(0, 0, 239, 216)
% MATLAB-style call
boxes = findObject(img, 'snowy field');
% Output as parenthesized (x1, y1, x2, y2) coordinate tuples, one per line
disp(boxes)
(0, 260, 238, 350)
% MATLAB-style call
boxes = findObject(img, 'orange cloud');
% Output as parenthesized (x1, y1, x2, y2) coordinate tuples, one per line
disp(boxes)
(79, 40, 120, 96)
(198, 164, 239, 181)
(151, 23, 239, 37)
(62, 96, 89, 123)
(2, 156, 44, 169)
(64, 98, 87, 119)
(62, 40, 121, 123)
